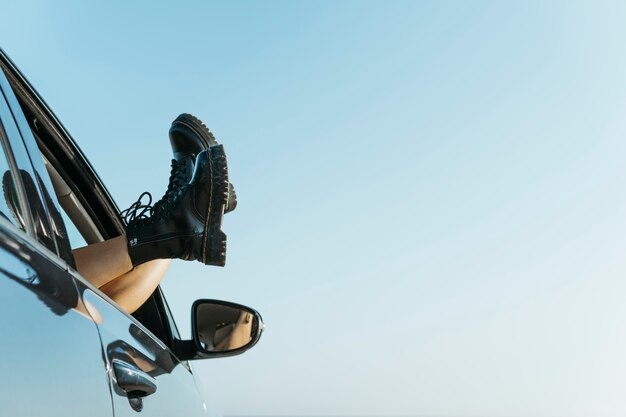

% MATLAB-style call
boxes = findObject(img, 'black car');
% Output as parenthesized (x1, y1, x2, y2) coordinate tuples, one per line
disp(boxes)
(0, 48, 263, 416)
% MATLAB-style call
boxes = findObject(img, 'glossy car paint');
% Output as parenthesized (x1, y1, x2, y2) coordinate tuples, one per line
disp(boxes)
(82, 286, 209, 416)
(0, 199, 112, 416)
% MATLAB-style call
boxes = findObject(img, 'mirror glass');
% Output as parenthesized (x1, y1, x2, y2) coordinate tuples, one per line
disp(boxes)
(195, 301, 260, 353)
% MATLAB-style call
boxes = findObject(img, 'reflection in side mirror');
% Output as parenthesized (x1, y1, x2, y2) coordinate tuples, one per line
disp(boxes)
(193, 300, 263, 357)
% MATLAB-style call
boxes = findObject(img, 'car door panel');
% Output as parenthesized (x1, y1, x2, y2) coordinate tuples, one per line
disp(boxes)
(81, 287, 209, 416)
(0, 227, 112, 417)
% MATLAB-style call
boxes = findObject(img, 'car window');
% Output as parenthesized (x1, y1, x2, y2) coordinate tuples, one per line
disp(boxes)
(0, 117, 26, 231)
(0, 70, 61, 255)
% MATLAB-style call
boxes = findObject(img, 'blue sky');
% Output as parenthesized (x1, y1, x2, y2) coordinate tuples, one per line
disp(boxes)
(3, 1, 626, 416)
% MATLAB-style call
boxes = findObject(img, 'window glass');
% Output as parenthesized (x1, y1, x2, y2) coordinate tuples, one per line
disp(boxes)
(0, 123, 25, 231)
(0, 80, 57, 253)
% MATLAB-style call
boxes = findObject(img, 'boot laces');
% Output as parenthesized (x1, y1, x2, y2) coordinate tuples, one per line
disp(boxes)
(152, 159, 188, 214)
(121, 159, 188, 227)
(120, 192, 153, 226)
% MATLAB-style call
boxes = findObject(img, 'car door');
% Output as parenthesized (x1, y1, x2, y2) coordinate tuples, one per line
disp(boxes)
(0, 49, 212, 417)
(80, 288, 210, 416)
(0, 73, 113, 417)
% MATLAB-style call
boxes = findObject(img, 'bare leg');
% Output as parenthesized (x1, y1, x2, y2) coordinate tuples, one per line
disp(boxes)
(72, 236, 172, 314)
(73, 235, 132, 288)
(99, 259, 172, 314)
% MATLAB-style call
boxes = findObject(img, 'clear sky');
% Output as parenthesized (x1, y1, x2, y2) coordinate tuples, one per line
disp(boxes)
(3, 1, 626, 416)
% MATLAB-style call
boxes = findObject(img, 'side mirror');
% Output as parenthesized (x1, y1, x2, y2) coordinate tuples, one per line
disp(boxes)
(174, 299, 264, 360)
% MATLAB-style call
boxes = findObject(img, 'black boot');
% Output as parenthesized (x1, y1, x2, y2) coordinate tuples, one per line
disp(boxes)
(126, 146, 229, 267)
(121, 114, 236, 226)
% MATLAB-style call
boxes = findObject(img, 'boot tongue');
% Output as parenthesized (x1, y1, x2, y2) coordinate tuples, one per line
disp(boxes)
(173, 149, 197, 161)
(177, 155, 195, 179)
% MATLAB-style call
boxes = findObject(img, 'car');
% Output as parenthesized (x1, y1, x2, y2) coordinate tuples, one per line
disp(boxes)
(0, 47, 263, 416)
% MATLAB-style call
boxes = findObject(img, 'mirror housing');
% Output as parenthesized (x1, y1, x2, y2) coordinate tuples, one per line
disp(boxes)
(174, 299, 264, 360)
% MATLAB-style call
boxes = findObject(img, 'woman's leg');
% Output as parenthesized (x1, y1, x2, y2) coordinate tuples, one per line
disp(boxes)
(99, 259, 171, 314)
(73, 235, 132, 288)
(72, 236, 172, 314)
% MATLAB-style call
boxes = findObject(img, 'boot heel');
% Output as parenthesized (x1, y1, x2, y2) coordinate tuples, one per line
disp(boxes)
(203, 229, 227, 266)
(201, 145, 229, 266)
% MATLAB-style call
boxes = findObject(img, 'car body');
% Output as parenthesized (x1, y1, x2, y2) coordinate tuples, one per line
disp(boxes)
(0, 48, 262, 416)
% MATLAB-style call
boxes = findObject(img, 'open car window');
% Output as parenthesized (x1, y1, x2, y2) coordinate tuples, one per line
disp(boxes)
(34, 126, 179, 351)
(30, 116, 177, 347)
(28, 110, 177, 349)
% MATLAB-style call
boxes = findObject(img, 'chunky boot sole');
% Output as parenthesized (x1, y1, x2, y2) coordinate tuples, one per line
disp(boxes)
(201, 145, 229, 266)
(172, 113, 218, 148)
(172, 113, 237, 214)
